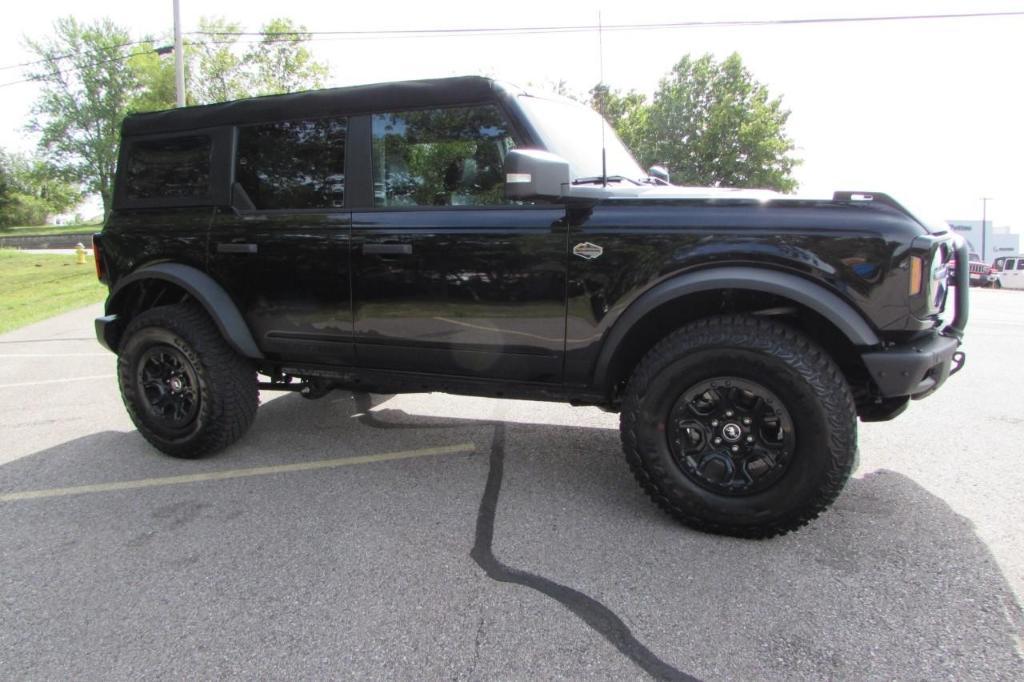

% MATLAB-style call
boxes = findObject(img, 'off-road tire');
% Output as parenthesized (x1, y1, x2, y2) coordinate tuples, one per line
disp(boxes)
(117, 303, 259, 458)
(620, 315, 857, 538)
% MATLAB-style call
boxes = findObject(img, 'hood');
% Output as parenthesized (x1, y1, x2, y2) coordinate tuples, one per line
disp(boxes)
(632, 185, 781, 201)
(568, 183, 782, 202)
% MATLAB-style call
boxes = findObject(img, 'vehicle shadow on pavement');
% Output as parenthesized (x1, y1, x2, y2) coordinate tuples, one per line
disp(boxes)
(2, 392, 1022, 680)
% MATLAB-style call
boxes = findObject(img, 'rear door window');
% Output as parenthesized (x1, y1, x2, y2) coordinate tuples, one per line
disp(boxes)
(124, 135, 212, 200)
(236, 117, 347, 210)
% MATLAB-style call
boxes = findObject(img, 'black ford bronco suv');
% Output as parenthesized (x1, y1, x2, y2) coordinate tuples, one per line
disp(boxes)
(93, 76, 968, 538)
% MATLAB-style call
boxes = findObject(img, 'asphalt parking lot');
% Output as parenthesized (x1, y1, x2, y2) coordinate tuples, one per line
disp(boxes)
(1, 290, 1022, 680)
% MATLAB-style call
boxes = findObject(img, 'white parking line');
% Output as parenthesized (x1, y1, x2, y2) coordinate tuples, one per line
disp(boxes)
(0, 442, 476, 503)
(0, 353, 111, 358)
(0, 374, 114, 389)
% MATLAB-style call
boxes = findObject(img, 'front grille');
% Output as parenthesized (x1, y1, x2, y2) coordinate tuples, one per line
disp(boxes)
(969, 263, 987, 274)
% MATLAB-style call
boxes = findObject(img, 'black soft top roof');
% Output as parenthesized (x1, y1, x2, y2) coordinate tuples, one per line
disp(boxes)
(121, 75, 509, 136)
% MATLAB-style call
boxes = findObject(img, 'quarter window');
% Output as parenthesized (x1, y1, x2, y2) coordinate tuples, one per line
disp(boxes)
(372, 105, 516, 207)
(1006, 259, 1017, 271)
(236, 117, 347, 210)
(124, 135, 211, 200)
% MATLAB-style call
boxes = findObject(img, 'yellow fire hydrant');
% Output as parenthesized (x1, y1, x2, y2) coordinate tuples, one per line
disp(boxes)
(75, 242, 87, 265)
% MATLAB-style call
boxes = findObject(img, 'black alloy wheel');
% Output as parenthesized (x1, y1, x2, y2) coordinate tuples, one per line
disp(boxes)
(136, 345, 201, 435)
(668, 377, 794, 496)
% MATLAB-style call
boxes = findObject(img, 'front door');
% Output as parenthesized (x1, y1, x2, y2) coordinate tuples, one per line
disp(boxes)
(351, 105, 567, 382)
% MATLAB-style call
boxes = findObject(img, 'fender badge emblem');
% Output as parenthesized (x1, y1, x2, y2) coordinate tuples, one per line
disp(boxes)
(573, 242, 603, 260)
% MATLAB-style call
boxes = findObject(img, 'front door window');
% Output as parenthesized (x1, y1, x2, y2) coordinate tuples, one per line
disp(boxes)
(371, 105, 516, 207)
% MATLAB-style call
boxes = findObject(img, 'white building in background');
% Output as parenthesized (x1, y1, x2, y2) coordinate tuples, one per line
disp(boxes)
(947, 220, 1019, 263)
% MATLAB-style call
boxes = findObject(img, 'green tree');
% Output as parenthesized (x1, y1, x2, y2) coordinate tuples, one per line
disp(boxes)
(25, 17, 143, 215)
(189, 17, 251, 105)
(24, 15, 331, 218)
(589, 84, 648, 161)
(0, 149, 81, 227)
(0, 155, 13, 218)
(246, 18, 328, 97)
(128, 45, 180, 112)
(135, 17, 331, 107)
(593, 53, 800, 192)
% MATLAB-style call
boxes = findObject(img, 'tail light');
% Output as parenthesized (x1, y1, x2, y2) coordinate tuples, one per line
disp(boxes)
(989, 266, 999, 275)
(92, 234, 107, 283)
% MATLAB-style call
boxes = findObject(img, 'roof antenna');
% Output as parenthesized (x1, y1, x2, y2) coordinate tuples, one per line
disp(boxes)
(598, 10, 608, 187)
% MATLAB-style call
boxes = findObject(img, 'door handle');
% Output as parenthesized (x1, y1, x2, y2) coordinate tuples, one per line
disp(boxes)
(363, 243, 412, 255)
(217, 242, 258, 254)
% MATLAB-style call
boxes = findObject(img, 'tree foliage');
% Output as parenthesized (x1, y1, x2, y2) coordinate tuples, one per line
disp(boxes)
(589, 84, 649, 162)
(25, 17, 142, 215)
(128, 44, 180, 112)
(246, 19, 328, 97)
(592, 53, 800, 192)
(146, 16, 329, 107)
(0, 149, 81, 227)
(23, 15, 330, 216)
(188, 17, 250, 105)
(0, 156, 11, 218)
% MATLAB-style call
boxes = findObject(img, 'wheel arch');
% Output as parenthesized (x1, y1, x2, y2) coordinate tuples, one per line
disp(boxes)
(106, 262, 263, 359)
(594, 267, 880, 402)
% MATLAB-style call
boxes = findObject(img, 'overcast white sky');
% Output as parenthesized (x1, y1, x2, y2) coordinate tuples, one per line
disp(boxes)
(2, 0, 1022, 230)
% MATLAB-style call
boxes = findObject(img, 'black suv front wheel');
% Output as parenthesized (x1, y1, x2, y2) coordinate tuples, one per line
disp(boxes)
(117, 303, 258, 458)
(620, 315, 857, 538)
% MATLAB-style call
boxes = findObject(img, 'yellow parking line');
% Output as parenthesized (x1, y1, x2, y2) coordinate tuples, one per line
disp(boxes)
(0, 442, 475, 503)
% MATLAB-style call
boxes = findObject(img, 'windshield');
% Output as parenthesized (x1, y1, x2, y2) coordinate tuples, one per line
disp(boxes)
(515, 94, 645, 182)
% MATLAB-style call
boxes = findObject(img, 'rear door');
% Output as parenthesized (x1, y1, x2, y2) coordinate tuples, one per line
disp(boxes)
(350, 105, 568, 381)
(208, 116, 354, 365)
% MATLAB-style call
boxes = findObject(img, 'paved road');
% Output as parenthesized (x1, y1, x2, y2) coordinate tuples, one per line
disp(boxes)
(1, 291, 1022, 680)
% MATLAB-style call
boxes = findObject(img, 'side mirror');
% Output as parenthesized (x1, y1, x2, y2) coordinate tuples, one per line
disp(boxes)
(504, 149, 570, 200)
(648, 165, 670, 184)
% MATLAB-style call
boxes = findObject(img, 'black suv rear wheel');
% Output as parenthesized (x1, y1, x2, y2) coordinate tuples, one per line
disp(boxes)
(117, 303, 258, 458)
(620, 315, 856, 538)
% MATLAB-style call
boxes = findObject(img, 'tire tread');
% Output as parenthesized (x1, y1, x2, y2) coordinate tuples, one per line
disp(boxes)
(118, 303, 258, 458)
(619, 315, 857, 538)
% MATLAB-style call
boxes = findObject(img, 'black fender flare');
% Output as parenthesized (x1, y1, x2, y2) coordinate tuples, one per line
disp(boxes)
(592, 266, 880, 391)
(107, 262, 263, 359)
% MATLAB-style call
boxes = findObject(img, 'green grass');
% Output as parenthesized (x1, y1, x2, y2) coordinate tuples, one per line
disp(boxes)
(0, 223, 102, 237)
(0, 250, 107, 334)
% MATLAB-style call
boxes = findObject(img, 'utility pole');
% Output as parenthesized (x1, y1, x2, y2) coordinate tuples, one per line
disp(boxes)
(980, 197, 993, 262)
(173, 0, 185, 107)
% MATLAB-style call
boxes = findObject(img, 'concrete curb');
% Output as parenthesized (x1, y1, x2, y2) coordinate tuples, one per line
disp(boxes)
(0, 232, 96, 250)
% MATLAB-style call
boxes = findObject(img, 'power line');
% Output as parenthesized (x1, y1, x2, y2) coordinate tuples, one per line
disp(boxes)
(5, 9, 1021, 89)
(0, 46, 167, 89)
(187, 10, 1024, 39)
(0, 39, 150, 72)
(0, 35, 309, 88)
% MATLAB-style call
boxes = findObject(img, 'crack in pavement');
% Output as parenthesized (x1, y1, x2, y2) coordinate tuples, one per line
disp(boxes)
(469, 421, 698, 681)
(349, 393, 696, 680)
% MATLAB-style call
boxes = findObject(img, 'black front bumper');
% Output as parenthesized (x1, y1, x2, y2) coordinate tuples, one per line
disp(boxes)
(861, 237, 968, 401)
(861, 333, 963, 400)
